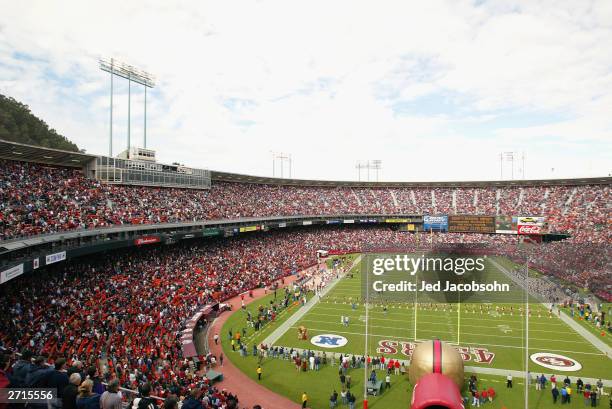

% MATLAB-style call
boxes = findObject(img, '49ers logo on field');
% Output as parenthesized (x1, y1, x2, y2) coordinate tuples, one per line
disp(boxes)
(376, 340, 495, 364)
(530, 352, 582, 371)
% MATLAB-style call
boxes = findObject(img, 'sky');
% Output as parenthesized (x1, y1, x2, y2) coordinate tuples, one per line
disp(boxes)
(0, 0, 611, 182)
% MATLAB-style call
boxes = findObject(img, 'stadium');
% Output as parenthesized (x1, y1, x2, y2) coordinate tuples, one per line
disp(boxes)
(0, 3, 611, 409)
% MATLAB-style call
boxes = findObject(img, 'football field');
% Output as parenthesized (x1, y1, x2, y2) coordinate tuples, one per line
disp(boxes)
(274, 255, 611, 380)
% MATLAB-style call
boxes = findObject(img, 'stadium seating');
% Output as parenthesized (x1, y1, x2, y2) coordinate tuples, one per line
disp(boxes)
(0, 228, 609, 383)
(0, 159, 609, 242)
(0, 158, 610, 406)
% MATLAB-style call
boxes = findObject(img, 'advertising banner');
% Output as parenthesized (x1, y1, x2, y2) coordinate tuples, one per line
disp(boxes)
(518, 225, 542, 235)
(495, 215, 518, 234)
(385, 218, 409, 223)
(134, 236, 161, 246)
(45, 251, 67, 265)
(343, 219, 355, 224)
(517, 216, 547, 235)
(326, 220, 341, 224)
(239, 225, 262, 232)
(303, 221, 313, 226)
(423, 215, 449, 232)
(202, 228, 222, 237)
(398, 223, 416, 232)
(1, 264, 24, 284)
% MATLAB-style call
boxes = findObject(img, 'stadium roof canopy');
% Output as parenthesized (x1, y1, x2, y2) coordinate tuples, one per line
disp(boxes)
(0, 138, 610, 187)
(0, 139, 96, 167)
(210, 170, 611, 188)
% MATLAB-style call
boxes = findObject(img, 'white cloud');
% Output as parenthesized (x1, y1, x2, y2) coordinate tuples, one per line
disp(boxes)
(0, 0, 610, 181)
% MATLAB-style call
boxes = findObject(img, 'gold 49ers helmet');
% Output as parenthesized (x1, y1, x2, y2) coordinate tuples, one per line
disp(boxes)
(408, 339, 464, 389)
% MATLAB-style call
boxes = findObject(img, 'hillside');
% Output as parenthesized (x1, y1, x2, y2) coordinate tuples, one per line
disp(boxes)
(0, 94, 80, 152)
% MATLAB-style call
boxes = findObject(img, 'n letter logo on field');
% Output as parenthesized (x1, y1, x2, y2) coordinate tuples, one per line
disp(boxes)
(310, 333, 348, 348)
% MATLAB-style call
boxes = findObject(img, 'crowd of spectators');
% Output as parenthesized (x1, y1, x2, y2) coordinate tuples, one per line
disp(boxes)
(0, 157, 609, 407)
(520, 243, 612, 302)
(1, 226, 609, 362)
(1, 159, 609, 242)
(0, 224, 609, 408)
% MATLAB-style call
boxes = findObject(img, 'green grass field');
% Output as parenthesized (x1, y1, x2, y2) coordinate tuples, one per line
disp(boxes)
(221, 255, 612, 409)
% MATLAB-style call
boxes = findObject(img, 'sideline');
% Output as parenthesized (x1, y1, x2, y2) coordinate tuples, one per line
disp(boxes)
(276, 346, 612, 388)
(261, 255, 362, 347)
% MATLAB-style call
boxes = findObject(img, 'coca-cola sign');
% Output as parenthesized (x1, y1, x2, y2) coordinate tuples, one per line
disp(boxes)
(517, 224, 541, 235)
(516, 215, 547, 235)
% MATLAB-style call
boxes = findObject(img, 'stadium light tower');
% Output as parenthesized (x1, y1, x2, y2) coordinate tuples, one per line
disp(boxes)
(99, 58, 156, 156)
(271, 151, 293, 178)
(356, 161, 367, 181)
(371, 160, 382, 182)
(499, 152, 517, 180)
(355, 160, 382, 182)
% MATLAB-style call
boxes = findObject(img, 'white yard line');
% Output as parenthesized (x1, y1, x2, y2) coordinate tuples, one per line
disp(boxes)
(295, 319, 591, 345)
(303, 311, 568, 334)
(313, 304, 569, 325)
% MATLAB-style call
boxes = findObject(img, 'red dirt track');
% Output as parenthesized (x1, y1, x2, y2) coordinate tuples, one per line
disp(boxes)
(207, 278, 303, 409)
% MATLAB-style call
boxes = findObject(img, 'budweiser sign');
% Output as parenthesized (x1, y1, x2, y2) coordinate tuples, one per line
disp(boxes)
(134, 236, 161, 246)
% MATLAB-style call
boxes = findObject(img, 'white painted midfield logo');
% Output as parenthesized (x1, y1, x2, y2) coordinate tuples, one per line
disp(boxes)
(311, 334, 349, 348)
(377, 340, 496, 364)
(530, 353, 582, 372)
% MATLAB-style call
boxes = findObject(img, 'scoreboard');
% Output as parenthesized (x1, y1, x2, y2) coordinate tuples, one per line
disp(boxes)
(448, 215, 495, 233)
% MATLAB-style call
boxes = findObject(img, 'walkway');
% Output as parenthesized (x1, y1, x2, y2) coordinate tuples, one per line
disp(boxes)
(206, 275, 304, 409)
